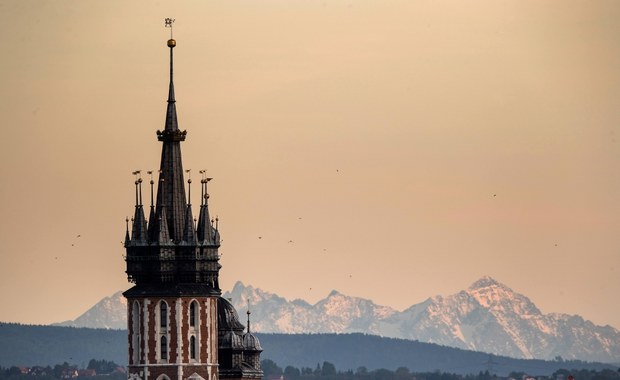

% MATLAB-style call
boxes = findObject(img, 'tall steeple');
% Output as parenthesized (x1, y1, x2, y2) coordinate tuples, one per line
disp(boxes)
(125, 21, 221, 287)
(123, 21, 263, 380)
(154, 33, 188, 242)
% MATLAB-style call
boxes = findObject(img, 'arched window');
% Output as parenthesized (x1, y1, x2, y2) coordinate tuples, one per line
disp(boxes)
(132, 301, 141, 364)
(161, 335, 168, 360)
(160, 301, 168, 329)
(190, 301, 197, 327)
(190, 335, 196, 359)
(133, 301, 140, 330)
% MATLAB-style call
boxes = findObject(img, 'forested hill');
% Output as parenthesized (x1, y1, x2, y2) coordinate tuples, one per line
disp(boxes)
(259, 333, 615, 376)
(0, 323, 615, 376)
(0, 323, 126, 367)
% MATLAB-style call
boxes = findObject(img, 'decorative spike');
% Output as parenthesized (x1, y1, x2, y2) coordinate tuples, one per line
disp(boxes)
(186, 170, 192, 206)
(134, 180, 139, 207)
(148, 171, 155, 208)
(200, 179, 205, 206)
(146, 175, 159, 242)
(247, 299, 252, 334)
(124, 217, 130, 246)
(138, 178, 143, 206)
(199, 170, 207, 206)
(205, 178, 212, 203)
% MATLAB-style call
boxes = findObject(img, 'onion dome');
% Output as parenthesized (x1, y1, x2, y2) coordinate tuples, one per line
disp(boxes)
(220, 330, 243, 350)
(242, 332, 262, 351)
(242, 304, 262, 351)
(217, 297, 245, 333)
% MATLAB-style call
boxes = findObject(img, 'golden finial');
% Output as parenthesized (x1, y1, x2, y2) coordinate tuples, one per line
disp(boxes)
(165, 18, 176, 47)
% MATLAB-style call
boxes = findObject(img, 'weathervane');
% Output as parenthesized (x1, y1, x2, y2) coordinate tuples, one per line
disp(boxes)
(165, 18, 175, 38)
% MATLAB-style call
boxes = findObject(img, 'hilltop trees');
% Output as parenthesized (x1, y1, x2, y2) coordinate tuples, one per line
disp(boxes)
(260, 360, 620, 380)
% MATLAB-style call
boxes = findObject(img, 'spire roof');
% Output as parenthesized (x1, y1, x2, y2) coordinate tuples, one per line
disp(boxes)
(124, 217, 130, 247)
(131, 179, 148, 242)
(154, 37, 188, 242)
(183, 204, 197, 244)
(156, 205, 172, 244)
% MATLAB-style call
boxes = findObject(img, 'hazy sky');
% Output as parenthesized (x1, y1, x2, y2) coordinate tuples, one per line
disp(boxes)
(0, 0, 619, 330)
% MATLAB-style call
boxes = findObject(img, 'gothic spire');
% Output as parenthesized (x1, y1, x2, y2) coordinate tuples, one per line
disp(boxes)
(131, 175, 148, 242)
(124, 217, 130, 247)
(156, 205, 172, 244)
(154, 32, 188, 242)
(183, 177, 197, 243)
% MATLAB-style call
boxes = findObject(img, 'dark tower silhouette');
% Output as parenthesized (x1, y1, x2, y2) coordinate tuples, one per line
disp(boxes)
(123, 23, 262, 380)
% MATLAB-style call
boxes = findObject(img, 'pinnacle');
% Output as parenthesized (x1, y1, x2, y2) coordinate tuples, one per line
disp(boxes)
(468, 276, 503, 290)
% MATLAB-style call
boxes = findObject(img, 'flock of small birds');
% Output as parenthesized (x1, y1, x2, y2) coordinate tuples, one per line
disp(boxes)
(71, 234, 81, 247)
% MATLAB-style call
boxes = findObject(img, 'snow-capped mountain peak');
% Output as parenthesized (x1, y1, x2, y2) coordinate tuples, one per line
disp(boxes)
(466, 276, 542, 316)
(53, 291, 126, 330)
(53, 278, 620, 363)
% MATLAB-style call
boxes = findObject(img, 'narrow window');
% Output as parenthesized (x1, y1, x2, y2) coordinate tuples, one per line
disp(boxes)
(190, 335, 196, 359)
(132, 301, 141, 364)
(161, 336, 168, 360)
(190, 301, 197, 327)
(160, 301, 168, 329)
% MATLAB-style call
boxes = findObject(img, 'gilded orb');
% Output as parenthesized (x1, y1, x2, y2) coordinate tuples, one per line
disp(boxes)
(167, 39, 176, 48)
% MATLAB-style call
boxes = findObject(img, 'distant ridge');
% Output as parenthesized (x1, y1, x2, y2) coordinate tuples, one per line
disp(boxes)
(0, 323, 617, 376)
(54, 277, 620, 363)
(224, 277, 620, 362)
(53, 291, 126, 329)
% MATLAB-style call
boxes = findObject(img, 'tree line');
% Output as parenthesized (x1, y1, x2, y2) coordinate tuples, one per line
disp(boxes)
(1, 358, 618, 380)
(261, 359, 620, 380)
(0, 359, 125, 380)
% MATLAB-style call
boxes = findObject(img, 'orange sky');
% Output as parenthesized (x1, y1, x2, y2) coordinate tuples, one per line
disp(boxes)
(0, 0, 619, 330)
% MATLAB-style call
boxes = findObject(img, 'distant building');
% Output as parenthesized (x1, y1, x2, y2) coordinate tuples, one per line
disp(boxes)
(123, 29, 263, 380)
(77, 369, 97, 377)
(60, 368, 78, 379)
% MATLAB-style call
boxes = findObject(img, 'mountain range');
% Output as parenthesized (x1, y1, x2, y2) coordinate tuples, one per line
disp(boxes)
(54, 276, 620, 363)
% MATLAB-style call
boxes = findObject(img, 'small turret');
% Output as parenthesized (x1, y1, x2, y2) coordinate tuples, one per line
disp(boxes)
(242, 300, 263, 369)
(124, 217, 130, 247)
(131, 174, 148, 243)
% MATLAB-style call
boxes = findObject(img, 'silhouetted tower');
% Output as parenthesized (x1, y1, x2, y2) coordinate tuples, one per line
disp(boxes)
(123, 21, 262, 380)
(124, 22, 222, 380)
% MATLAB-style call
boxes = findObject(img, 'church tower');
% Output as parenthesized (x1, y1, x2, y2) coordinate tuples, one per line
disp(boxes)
(123, 22, 261, 380)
